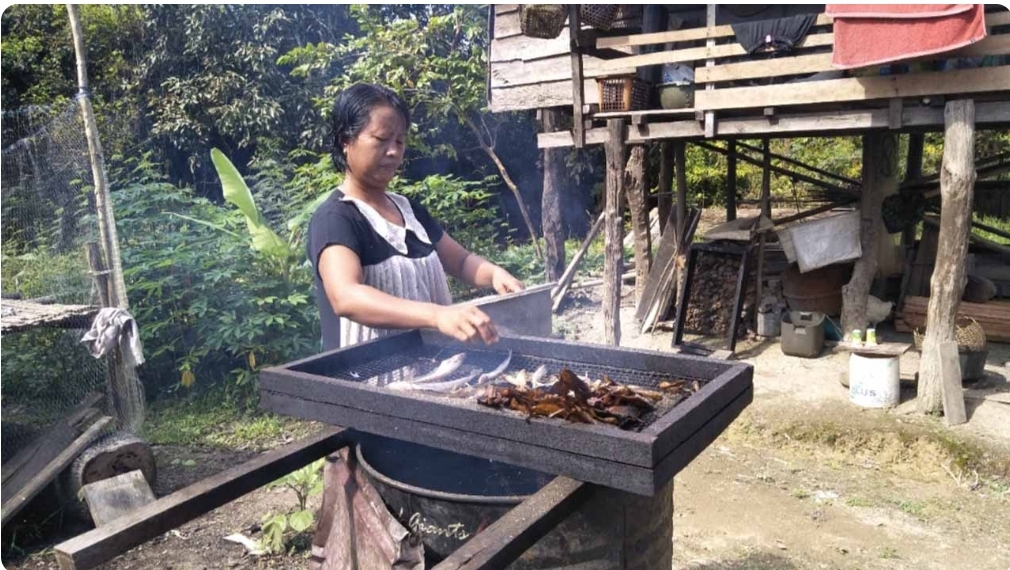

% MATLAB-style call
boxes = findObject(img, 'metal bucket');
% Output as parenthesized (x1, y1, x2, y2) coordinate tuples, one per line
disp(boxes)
(356, 438, 674, 569)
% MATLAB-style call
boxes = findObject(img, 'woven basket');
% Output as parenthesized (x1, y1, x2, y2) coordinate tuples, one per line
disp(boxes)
(913, 317, 987, 352)
(520, 5, 568, 39)
(580, 5, 618, 30)
(610, 5, 643, 31)
(596, 76, 651, 113)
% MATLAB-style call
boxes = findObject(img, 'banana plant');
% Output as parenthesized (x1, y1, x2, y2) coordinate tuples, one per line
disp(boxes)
(210, 148, 291, 262)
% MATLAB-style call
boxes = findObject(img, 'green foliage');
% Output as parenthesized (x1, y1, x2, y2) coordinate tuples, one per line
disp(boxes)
(113, 169, 319, 395)
(973, 214, 1010, 245)
(211, 148, 292, 261)
(260, 459, 325, 554)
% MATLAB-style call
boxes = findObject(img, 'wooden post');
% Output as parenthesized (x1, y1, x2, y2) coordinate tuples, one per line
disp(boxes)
(658, 142, 673, 232)
(568, 5, 585, 148)
(760, 138, 772, 219)
(937, 341, 967, 425)
(918, 100, 976, 415)
(674, 142, 688, 241)
(726, 140, 737, 222)
(703, 4, 717, 138)
(626, 145, 651, 305)
(841, 133, 888, 337)
(874, 133, 902, 277)
(902, 133, 925, 249)
(542, 109, 566, 282)
(69, 4, 144, 432)
(604, 120, 627, 346)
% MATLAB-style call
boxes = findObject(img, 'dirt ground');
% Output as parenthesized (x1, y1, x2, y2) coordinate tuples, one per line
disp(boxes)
(5, 241, 1010, 569)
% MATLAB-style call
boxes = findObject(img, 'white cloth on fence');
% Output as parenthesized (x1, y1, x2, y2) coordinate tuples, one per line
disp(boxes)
(80, 308, 145, 368)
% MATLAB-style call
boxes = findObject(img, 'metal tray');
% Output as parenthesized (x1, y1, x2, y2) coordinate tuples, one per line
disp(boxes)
(260, 330, 753, 496)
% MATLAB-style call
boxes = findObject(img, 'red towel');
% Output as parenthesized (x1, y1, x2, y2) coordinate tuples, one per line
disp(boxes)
(828, 4, 987, 70)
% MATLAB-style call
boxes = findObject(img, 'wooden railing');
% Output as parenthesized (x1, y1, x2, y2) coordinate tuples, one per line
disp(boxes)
(591, 11, 1010, 114)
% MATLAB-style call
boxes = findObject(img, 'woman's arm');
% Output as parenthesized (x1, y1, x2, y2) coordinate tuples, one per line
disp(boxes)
(435, 233, 524, 294)
(317, 244, 498, 343)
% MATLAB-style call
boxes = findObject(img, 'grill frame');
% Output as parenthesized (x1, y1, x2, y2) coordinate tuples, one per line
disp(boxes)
(260, 330, 753, 496)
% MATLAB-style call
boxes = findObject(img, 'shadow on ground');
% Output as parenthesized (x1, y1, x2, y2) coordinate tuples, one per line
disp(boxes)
(680, 552, 798, 570)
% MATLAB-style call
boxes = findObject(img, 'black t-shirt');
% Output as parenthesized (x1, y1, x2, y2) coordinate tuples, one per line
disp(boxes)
(306, 189, 445, 350)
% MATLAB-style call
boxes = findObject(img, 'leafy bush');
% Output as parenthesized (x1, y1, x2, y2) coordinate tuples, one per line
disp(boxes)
(114, 179, 319, 396)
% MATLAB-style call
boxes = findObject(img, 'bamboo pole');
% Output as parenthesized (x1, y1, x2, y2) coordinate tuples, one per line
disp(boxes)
(68, 4, 144, 432)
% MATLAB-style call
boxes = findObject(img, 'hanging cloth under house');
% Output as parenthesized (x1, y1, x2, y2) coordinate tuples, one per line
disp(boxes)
(827, 4, 987, 69)
(731, 14, 818, 55)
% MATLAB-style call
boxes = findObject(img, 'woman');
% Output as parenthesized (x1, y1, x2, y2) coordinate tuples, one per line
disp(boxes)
(306, 84, 545, 565)
(307, 83, 524, 351)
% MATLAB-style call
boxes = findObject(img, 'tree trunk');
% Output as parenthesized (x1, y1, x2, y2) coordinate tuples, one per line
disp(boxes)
(626, 145, 651, 305)
(918, 100, 976, 414)
(604, 120, 627, 346)
(874, 133, 902, 277)
(674, 142, 687, 240)
(541, 109, 566, 282)
(658, 142, 673, 233)
(841, 133, 889, 337)
(726, 141, 737, 222)
(465, 117, 543, 260)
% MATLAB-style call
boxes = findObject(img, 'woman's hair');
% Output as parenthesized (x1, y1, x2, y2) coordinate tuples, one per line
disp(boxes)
(330, 83, 411, 171)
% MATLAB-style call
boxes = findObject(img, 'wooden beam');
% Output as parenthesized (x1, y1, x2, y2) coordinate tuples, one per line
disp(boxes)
(3, 416, 113, 527)
(773, 199, 858, 226)
(726, 141, 737, 221)
(598, 13, 834, 49)
(54, 428, 350, 570)
(917, 100, 976, 415)
(734, 140, 860, 187)
(603, 119, 627, 346)
(658, 141, 674, 231)
(542, 109, 566, 282)
(552, 213, 605, 312)
(937, 341, 967, 426)
(431, 477, 591, 570)
(626, 146, 651, 304)
(694, 34, 1010, 84)
(599, 34, 835, 72)
(697, 141, 859, 199)
(569, 5, 585, 148)
(675, 142, 688, 240)
(703, 5, 717, 138)
(694, 67, 1010, 111)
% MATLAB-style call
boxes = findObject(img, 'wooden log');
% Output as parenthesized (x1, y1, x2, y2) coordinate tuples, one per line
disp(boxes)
(918, 100, 976, 415)
(431, 477, 591, 570)
(603, 119, 627, 346)
(841, 133, 888, 337)
(541, 109, 566, 282)
(54, 428, 350, 570)
(626, 145, 651, 305)
(923, 215, 1010, 256)
(568, 6, 585, 148)
(658, 141, 673, 232)
(735, 140, 861, 187)
(873, 133, 903, 277)
(2, 393, 104, 497)
(674, 142, 687, 241)
(938, 341, 967, 426)
(82, 470, 156, 528)
(2, 416, 113, 527)
(551, 213, 605, 312)
(697, 141, 859, 199)
(772, 200, 857, 226)
(726, 141, 737, 222)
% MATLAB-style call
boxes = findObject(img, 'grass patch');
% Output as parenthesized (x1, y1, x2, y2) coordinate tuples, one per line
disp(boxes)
(143, 389, 315, 450)
(790, 488, 810, 500)
(879, 546, 900, 560)
(893, 499, 928, 519)
(844, 496, 875, 508)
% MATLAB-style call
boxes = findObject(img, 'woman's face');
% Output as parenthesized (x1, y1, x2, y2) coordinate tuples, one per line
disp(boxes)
(344, 104, 407, 189)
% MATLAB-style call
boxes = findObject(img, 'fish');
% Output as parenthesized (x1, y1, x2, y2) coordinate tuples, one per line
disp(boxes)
(530, 365, 551, 388)
(505, 369, 530, 389)
(387, 371, 479, 393)
(476, 350, 512, 385)
(411, 354, 465, 384)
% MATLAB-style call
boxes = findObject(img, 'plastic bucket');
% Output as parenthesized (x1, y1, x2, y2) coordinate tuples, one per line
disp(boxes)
(848, 353, 900, 408)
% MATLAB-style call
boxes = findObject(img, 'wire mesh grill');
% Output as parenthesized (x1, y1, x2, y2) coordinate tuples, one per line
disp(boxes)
(308, 344, 709, 430)
(1, 98, 118, 462)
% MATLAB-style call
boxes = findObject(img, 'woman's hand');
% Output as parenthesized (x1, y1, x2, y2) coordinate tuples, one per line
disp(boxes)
(490, 267, 524, 295)
(434, 304, 499, 344)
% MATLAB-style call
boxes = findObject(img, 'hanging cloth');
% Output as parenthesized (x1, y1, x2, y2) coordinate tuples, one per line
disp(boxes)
(827, 4, 987, 69)
(732, 14, 818, 55)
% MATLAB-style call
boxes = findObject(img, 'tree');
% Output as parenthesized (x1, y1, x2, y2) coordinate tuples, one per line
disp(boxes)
(281, 5, 543, 258)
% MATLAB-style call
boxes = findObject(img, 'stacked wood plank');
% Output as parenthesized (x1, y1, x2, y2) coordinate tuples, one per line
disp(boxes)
(896, 296, 1010, 343)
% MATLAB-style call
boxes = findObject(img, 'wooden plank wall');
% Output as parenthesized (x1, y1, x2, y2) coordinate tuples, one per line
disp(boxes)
(489, 4, 634, 112)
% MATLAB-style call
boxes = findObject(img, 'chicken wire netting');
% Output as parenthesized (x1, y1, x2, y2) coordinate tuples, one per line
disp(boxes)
(1, 97, 115, 462)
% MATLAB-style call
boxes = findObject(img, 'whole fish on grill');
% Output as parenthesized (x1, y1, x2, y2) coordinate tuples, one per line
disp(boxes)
(387, 370, 479, 393)
(410, 353, 466, 384)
